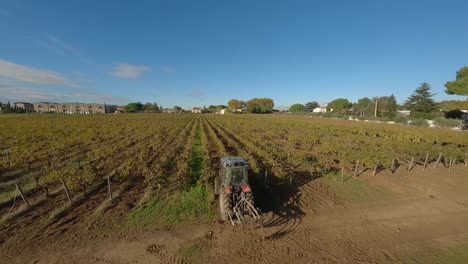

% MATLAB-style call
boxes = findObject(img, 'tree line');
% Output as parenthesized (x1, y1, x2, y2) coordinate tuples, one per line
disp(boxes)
(289, 82, 467, 120)
(227, 98, 274, 113)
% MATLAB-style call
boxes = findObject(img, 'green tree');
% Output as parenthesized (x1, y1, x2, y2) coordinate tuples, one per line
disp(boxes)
(445, 66, 468, 95)
(1, 101, 13, 114)
(124, 102, 144, 112)
(382, 94, 397, 118)
(326, 98, 352, 113)
(246, 98, 274, 113)
(355, 97, 372, 116)
(289, 104, 305, 112)
(404, 83, 437, 117)
(228, 99, 242, 110)
(304, 101, 320, 112)
(144, 102, 159, 112)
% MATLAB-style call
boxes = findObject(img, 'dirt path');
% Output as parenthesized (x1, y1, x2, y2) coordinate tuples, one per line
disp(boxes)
(2, 165, 467, 263)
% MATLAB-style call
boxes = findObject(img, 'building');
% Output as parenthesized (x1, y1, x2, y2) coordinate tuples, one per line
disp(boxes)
(31, 102, 116, 114)
(397, 110, 411, 116)
(162, 108, 176, 113)
(312, 107, 327, 113)
(192, 107, 202, 113)
(13, 102, 34, 113)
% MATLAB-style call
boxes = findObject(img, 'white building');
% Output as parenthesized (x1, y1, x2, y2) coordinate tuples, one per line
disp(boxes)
(192, 107, 202, 113)
(397, 110, 411, 116)
(312, 107, 327, 113)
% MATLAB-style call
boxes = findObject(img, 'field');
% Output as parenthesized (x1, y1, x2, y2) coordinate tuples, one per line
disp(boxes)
(1, 114, 468, 264)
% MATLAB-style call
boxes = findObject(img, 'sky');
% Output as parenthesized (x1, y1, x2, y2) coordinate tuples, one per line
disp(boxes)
(0, 0, 467, 109)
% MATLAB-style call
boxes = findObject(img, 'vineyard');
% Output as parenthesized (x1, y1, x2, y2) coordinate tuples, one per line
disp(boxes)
(0, 113, 467, 263)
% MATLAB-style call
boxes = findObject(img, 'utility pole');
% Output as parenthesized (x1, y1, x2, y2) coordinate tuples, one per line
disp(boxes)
(374, 99, 378, 117)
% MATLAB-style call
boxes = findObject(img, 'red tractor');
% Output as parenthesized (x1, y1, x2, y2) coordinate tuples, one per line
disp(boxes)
(214, 156, 259, 223)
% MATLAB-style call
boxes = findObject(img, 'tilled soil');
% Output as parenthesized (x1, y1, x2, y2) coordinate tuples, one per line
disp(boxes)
(1, 165, 468, 264)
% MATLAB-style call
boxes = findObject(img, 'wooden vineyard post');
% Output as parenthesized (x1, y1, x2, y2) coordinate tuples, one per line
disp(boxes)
(264, 170, 268, 187)
(449, 158, 455, 171)
(15, 184, 30, 208)
(408, 157, 415, 171)
(434, 153, 442, 168)
(107, 175, 113, 200)
(341, 167, 344, 183)
(61, 179, 72, 203)
(353, 160, 360, 177)
(391, 158, 396, 173)
(423, 154, 429, 170)
(372, 165, 378, 176)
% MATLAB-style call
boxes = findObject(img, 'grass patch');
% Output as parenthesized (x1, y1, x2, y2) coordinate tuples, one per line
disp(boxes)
(321, 171, 393, 202)
(178, 242, 203, 261)
(189, 127, 203, 184)
(402, 242, 468, 264)
(124, 184, 215, 229)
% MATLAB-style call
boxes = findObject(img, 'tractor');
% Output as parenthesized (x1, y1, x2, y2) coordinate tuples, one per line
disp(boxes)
(214, 156, 260, 224)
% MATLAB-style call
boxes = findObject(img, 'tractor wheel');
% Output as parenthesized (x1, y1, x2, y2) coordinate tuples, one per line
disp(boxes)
(219, 188, 232, 221)
(214, 178, 219, 196)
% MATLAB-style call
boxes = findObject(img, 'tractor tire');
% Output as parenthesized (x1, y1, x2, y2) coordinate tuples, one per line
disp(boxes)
(219, 188, 232, 221)
(214, 178, 219, 196)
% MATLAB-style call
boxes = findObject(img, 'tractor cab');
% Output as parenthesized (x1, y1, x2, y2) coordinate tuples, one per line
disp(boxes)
(219, 156, 249, 187)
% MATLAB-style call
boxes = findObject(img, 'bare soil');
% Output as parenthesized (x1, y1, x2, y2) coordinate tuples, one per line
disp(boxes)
(1, 165, 468, 264)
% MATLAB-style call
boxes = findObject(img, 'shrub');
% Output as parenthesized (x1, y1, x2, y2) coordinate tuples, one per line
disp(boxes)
(409, 118, 428, 127)
(433, 117, 462, 128)
(393, 115, 409, 124)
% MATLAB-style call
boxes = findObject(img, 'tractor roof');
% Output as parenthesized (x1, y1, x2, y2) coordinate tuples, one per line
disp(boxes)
(220, 156, 248, 168)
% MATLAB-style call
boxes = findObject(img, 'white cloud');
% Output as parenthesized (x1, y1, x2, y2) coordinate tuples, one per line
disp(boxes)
(35, 34, 96, 65)
(0, 82, 122, 103)
(111, 63, 149, 79)
(0, 59, 81, 88)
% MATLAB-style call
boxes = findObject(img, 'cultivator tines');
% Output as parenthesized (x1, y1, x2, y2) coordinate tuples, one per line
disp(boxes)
(228, 193, 264, 241)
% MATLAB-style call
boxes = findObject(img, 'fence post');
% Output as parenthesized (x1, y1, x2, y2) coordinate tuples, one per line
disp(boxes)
(341, 167, 344, 183)
(353, 160, 360, 177)
(61, 179, 72, 203)
(423, 154, 429, 170)
(434, 153, 442, 168)
(16, 184, 30, 208)
(107, 175, 113, 200)
(408, 157, 415, 171)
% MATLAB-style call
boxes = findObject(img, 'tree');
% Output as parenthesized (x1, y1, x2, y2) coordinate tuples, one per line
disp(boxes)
(355, 97, 372, 116)
(228, 99, 242, 110)
(144, 102, 159, 112)
(404, 83, 437, 116)
(246, 98, 274, 113)
(289, 104, 305, 112)
(304, 101, 320, 112)
(124, 102, 144, 112)
(445, 66, 468, 95)
(326, 98, 352, 113)
(382, 94, 397, 118)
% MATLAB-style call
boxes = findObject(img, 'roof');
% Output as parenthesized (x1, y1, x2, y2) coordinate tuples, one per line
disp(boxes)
(220, 156, 248, 167)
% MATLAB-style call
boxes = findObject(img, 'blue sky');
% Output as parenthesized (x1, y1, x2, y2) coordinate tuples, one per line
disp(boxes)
(0, 0, 467, 109)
